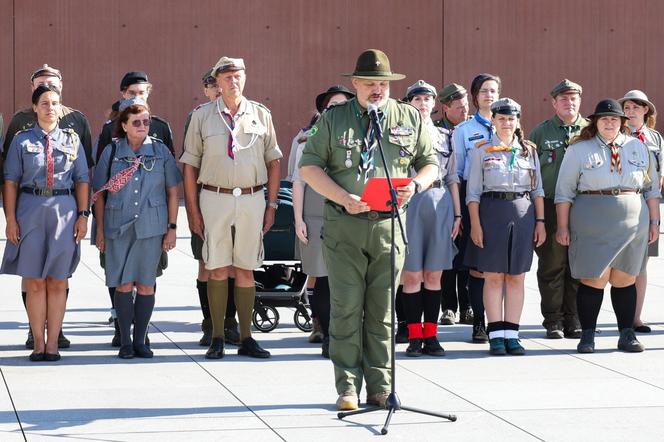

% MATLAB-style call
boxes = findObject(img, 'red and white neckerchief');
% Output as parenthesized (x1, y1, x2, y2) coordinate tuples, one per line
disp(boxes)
(608, 142, 622, 174)
(633, 126, 646, 143)
(91, 157, 142, 202)
(44, 134, 54, 188)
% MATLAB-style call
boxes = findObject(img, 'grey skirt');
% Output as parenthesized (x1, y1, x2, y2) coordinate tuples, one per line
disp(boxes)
(1, 193, 80, 280)
(104, 226, 163, 287)
(464, 195, 535, 275)
(569, 194, 648, 279)
(298, 215, 327, 277)
(404, 186, 457, 272)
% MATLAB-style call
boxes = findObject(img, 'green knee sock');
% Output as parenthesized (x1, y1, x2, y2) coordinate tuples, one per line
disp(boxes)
(207, 279, 228, 338)
(234, 286, 256, 340)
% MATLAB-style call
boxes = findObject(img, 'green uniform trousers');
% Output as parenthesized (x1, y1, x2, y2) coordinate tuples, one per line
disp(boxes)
(322, 204, 405, 396)
(535, 198, 580, 328)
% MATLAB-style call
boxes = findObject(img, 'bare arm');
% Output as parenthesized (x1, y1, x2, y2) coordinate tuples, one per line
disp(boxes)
(292, 180, 308, 244)
(533, 196, 546, 247)
(646, 197, 661, 244)
(263, 159, 281, 234)
(73, 182, 90, 243)
(468, 200, 482, 248)
(94, 193, 106, 252)
(163, 185, 178, 251)
(3, 180, 19, 245)
(448, 181, 462, 239)
(555, 201, 572, 246)
(183, 164, 204, 238)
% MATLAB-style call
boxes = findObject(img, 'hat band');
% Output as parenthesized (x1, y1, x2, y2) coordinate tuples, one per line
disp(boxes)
(493, 106, 520, 114)
(408, 87, 436, 98)
(352, 70, 397, 77)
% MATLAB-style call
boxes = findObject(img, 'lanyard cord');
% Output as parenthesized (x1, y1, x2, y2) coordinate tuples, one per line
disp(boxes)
(216, 99, 259, 152)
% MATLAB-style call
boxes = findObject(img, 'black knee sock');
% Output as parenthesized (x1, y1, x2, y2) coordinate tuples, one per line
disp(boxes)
(468, 275, 485, 323)
(134, 294, 155, 346)
(22, 291, 27, 309)
(504, 321, 520, 340)
(108, 287, 116, 307)
(487, 321, 505, 340)
(576, 283, 604, 330)
(441, 270, 457, 312)
(610, 284, 637, 331)
(226, 278, 237, 319)
(422, 288, 441, 324)
(402, 289, 423, 339)
(314, 277, 330, 337)
(395, 285, 406, 324)
(114, 291, 134, 347)
(197, 280, 210, 319)
(457, 270, 470, 311)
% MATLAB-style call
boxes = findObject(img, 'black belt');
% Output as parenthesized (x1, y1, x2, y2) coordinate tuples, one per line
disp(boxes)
(21, 187, 73, 196)
(328, 202, 398, 220)
(579, 189, 640, 196)
(482, 191, 529, 201)
(431, 179, 444, 189)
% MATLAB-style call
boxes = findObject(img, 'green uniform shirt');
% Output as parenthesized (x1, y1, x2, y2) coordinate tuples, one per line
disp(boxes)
(433, 115, 455, 131)
(529, 114, 589, 199)
(299, 98, 438, 199)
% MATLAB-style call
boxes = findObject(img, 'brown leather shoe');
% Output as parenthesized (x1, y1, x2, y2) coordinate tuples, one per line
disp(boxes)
(336, 391, 359, 411)
(367, 391, 390, 408)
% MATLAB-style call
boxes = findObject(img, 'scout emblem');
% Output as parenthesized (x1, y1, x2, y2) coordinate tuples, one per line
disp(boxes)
(345, 149, 353, 168)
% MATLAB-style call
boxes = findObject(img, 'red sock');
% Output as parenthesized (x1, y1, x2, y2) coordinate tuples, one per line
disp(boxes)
(423, 322, 437, 338)
(407, 323, 423, 339)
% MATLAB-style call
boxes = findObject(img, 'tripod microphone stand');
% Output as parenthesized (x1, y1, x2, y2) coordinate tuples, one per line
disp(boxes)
(337, 104, 457, 434)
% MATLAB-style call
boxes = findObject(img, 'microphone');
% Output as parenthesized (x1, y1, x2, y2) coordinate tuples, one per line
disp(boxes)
(367, 103, 379, 121)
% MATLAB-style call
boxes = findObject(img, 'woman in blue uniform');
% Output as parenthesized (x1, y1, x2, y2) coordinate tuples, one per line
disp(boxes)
(556, 99, 660, 353)
(465, 98, 546, 355)
(400, 80, 461, 357)
(93, 98, 182, 359)
(1, 85, 90, 362)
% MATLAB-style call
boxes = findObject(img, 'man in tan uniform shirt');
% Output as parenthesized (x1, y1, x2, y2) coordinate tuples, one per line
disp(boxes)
(181, 56, 282, 359)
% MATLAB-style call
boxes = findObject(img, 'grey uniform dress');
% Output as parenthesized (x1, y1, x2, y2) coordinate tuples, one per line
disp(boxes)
(1, 126, 89, 279)
(555, 134, 661, 279)
(404, 122, 458, 272)
(464, 134, 545, 275)
(93, 137, 182, 287)
(292, 132, 327, 277)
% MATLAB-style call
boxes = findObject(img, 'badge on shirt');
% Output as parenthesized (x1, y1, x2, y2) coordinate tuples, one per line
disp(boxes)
(468, 132, 484, 142)
(25, 143, 42, 153)
(389, 126, 414, 137)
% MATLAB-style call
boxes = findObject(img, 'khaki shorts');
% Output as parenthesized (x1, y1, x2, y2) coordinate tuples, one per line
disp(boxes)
(199, 189, 265, 270)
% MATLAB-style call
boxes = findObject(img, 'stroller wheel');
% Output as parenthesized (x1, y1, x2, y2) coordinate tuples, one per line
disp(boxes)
(294, 305, 313, 332)
(252, 305, 280, 333)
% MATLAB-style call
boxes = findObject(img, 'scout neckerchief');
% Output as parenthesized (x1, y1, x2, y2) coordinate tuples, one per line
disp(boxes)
(44, 133, 55, 188)
(633, 124, 647, 143)
(474, 111, 494, 140)
(597, 135, 622, 174)
(91, 144, 155, 202)
(216, 98, 260, 160)
(354, 100, 385, 184)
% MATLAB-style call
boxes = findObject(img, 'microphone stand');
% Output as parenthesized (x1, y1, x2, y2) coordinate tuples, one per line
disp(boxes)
(337, 108, 457, 434)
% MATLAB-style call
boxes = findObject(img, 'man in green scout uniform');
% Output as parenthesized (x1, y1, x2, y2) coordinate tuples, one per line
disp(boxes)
(529, 79, 589, 339)
(434, 83, 469, 131)
(299, 49, 439, 411)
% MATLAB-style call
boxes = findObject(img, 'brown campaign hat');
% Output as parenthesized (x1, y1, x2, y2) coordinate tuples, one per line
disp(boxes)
(439, 83, 467, 103)
(30, 64, 62, 81)
(213, 57, 245, 76)
(550, 79, 582, 97)
(342, 49, 405, 81)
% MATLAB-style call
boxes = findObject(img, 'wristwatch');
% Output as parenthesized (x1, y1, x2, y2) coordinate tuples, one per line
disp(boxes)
(412, 179, 422, 194)
(268, 200, 279, 210)
(168, 223, 177, 230)
(650, 219, 661, 226)
(77, 210, 90, 218)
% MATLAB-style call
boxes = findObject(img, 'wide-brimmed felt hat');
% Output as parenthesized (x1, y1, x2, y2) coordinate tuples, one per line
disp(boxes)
(618, 90, 656, 116)
(315, 85, 355, 112)
(589, 99, 627, 119)
(342, 49, 405, 81)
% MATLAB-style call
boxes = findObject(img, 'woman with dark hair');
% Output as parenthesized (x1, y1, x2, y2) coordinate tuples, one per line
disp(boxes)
(619, 91, 663, 333)
(556, 99, 660, 353)
(465, 98, 546, 355)
(451, 73, 502, 343)
(93, 98, 182, 359)
(1, 85, 90, 362)
(292, 85, 354, 357)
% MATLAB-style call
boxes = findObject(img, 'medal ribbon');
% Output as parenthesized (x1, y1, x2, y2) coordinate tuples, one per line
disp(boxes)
(91, 157, 142, 202)
(484, 145, 517, 171)
(45, 134, 54, 188)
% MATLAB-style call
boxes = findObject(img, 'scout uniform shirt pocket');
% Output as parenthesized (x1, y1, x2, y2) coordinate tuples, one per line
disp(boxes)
(53, 143, 78, 174)
(538, 139, 564, 168)
(388, 126, 416, 172)
(334, 129, 362, 171)
(22, 141, 45, 168)
(626, 149, 650, 188)
(515, 156, 536, 188)
(237, 118, 266, 151)
(482, 156, 509, 187)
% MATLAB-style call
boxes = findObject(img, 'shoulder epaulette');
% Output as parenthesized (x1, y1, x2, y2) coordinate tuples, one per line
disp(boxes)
(522, 139, 536, 149)
(151, 115, 170, 125)
(475, 139, 490, 149)
(192, 101, 213, 112)
(15, 128, 32, 135)
(249, 100, 271, 114)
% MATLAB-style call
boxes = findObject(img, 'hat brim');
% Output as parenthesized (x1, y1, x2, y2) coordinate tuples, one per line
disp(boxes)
(618, 97, 657, 116)
(342, 73, 406, 81)
(551, 87, 582, 97)
(589, 111, 628, 119)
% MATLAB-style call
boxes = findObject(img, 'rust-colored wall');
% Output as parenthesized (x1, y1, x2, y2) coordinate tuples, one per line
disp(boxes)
(1, 0, 662, 170)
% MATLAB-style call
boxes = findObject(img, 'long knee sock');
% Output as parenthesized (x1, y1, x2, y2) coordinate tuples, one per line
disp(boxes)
(504, 321, 520, 339)
(457, 270, 470, 311)
(314, 276, 331, 337)
(487, 321, 505, 340)
(197, 280, 210, 320)
(114, 290, 134, 347)
(468, 275, 485, 323)
(207, 279, 228, 338)
(576, 283, 604, 330)
(402, 289, 423, 339)
(441, 270, 457, 312)
(234, 285, 256, 340)
(395, 284, 406, 324)
(226, 278, 237, 319)
(422, 288, 441, 338)
(610, 284, 637, 331)
(22, 291, 27, 309)
(134, 294, 155, 345)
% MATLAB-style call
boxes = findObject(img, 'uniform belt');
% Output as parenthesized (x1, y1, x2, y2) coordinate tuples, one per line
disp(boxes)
(328, 202, 397, 220)
(201, 184, 264, 196)
(482, 191, 529, 201)
(579, 189, 640, 196)
(431, 179, 443, 189)
(20, 187, 73, 196)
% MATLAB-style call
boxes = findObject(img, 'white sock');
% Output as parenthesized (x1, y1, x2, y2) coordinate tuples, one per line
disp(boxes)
(488, 330, 505, 340)
(504, 329, 519, 340)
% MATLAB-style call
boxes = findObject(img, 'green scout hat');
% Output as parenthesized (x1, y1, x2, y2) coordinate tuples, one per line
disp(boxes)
(404, 80, 437, 101)
(550, 79, 582, 97)
(343, 49, 405, 81)
(619, 90, 657, 116)
(202, 68, 216, 86)
(491, 97, 521, 116)
(438, 83, 467, 104)
(30, 64, 62, 81)
(213, 57, 245, 76)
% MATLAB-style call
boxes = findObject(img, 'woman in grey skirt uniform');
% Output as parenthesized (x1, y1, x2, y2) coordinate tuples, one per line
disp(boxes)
(93, 98, 182, 359)
(555, 99, 660, 353)
(400, 80, 461, 357)
(619, 90, 663, 333)
(292, 85, 354, 357)
(1, 85, 90, 362)
(465, 98, 546, 356)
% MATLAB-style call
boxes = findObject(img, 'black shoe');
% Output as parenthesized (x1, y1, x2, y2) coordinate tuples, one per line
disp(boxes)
(57, 330, 70, 349)
(472, 322, 488, 343)
(29, 352, 45, 362)
(205, 337, 225, 359)
(422, 336, 445, 357)
(44, 352, 61, 362)
(459, 308, 474, 325)
(25, 328, 34, 350)
(577, 329, 595, 353)
(405, 338, 423, 357)
(618, 328, 645, 352)
(199, 319, 212, 347)
(634, 324, 652, 333)
(133, 344, 154, 358)
(563, 326, 581, 339)
(144, 332, 150, 346)
(111, 319, 121, 347)
(224, 326, 241, 346)
(118, 345, 135, 359)
(322, 336, 330, 359)
(238, 337, 271, 358)
(395, 322, 409, 344)
(439, 309, 456, 325)
(545, 323, 564, 339)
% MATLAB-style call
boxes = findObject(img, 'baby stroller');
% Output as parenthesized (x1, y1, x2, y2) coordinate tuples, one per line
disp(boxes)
(252, 181, 313, 333)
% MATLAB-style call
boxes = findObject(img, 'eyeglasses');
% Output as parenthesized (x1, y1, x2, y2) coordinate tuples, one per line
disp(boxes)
(130, 119, 151, 128)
